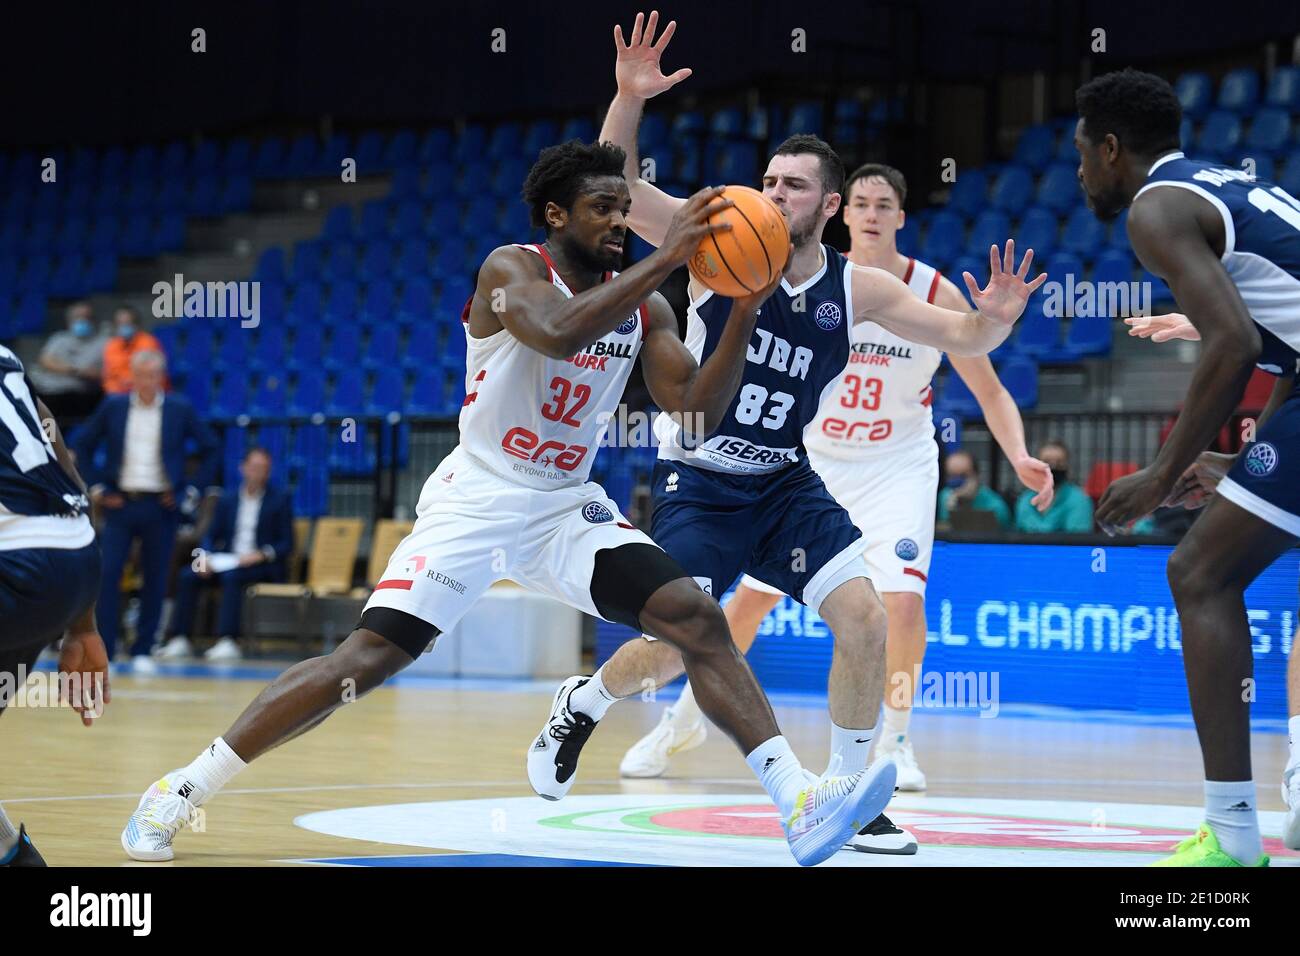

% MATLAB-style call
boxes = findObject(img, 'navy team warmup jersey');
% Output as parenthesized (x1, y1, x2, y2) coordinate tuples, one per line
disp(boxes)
(0, 344, 93, 550)
(1136, 151, 1300, 376)
(656, 244, 854, 473)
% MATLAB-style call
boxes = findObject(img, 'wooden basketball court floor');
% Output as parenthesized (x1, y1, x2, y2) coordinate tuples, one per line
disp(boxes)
(3, 661, 1297, 867)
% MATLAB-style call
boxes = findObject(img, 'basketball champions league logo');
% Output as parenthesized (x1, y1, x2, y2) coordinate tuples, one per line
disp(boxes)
(814, 301, 843, 331)
(616, 314, 638, 335)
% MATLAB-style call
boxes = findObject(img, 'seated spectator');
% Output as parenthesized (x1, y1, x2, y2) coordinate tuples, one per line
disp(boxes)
(938, 450, 1010, 528)
(1014, 440, 1095, 533)
(157, 447, 293, 662)
(27, 300, 110, 422)
(102, 306, 164, 395)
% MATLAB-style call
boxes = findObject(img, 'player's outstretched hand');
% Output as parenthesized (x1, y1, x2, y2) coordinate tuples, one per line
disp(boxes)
(1012, 454, 1055, 512)
(57, 630, 111, 727)
(658, 185, 733, 266)
(1125, 312, 1198, 342)
(1096, 465, 1168, 535)
(614, 11, 691, 99)
(962, 240, 1048, 326)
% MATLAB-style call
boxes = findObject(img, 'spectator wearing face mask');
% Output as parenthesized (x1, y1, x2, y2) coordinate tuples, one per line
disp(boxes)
(102, 306, 165, 396)
(27, 300, 110, 422)
(937, 450, 1011, 528)
(1014, 440, 1095, 533)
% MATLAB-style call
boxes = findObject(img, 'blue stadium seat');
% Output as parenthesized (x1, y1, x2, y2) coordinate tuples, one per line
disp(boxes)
(559, 117, 596, 142)
(418, 128, 453, 163)
(638, 114, 669, 154)
(365, 366, 404, 415)
(896, 216, 920, 257)
(786, 102, 822, 135)
(948, 169, 988, 216)
(326, 324, 363, 371)
(1197, 110, 1242, 160)
(358, 200, 390, 241)
(192, 141, 220, 177)
(254, 247, 286, 284)
(327, 368, 366, 416)
(89, 216, 119, 254)
(384, 130, 418, 169)
(323, 243, 357, 282)
(254, 323, 287, 366)
(453, 124, 487, 164)
(19, 254, 51, 291)
(1266, 65, 1300, 110)
(1175, 72, 1213, 120)
(360, 278, 397, 326)
(359, 240, 393, 283)
(521, 120, 558, 158)
(215, 329, 250, 369)
(1016, 207, 1058, 257)
(500, 203, 531, 238)
(286, 325, 324, 372)
(328, 420, 375, 475)
(283, 134, 318, 177)
(997, 357, 1039, 407)
(156, 213, 185, 250)
(1092, 250, 1133, 287)
(49, 255, 87, 298)
(364, 323, 400, 371)
(1013, 298, 1061, 357)
(1036, 164, 1081, 214)
(1218, 69, 1259, 112)
(392, 202, 425, 239)
(990, 165, 1034, 214)
(224, 139, 253, 175)
(322, 206, 354, 241)
(394, 239, 430, 280)
(710, 107, 745, 138)
(353, 131, 385, 171)
(180, 371, 210, 414)
(398, 276, 434, 325)
(288, 368, 326, 415)
(1063, 313, 1113, 358)
(969, 211, 1013, 260)
(1060, 206, 1106, 258)
(160, 142, 187, 177)
(487, 123, 522, 160)
(433, 240, 469, 278)
(128, 146, 157, 182)
(403, 322, 440, 370)
(291, 239, 324, 283)
(1244, 107, 1290, 156)
(180, 324, 214, 367)
(427, 200, 459, 236)
(188, 178, 222, 217)
(921, 210, 964, 264)
(405, 365, 446, 415)
(1107, 208, 1130, 252)
(713, 141, 759, 183)
(1013, 125, 1055, 171)
(1279, 155, 1300, 198)
(938, 369, 980, 418)
(86, 252, 117, 292)
(209, 373, 249, 419)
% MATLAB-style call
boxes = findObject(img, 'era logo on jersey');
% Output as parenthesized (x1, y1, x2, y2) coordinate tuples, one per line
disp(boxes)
(582, 502, 614, 523)
(1243, 442, 1279, 476)
(814, 301, 843, 331)
(747, 329, 813, 380)
(665, 471, 679, 493)
(501, 426, 589, 471)
(895, 538, 919, 561)
(820, 417, 893, 443)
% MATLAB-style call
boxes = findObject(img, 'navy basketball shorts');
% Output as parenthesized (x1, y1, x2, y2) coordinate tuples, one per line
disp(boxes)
(648, 458, 867, 615)
(0, 542, 102, 711)
(1218, 380, 1300, 538)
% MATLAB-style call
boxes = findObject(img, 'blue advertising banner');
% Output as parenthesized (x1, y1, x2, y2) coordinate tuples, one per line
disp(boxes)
(595, 543, 1298, 718)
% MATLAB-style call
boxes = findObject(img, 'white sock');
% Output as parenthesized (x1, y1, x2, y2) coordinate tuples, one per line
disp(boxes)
(1204, 779, 1263, 864)
(1287, 715, 1300, 780)
(830, 722, 874, 775)
(746, 736, 807, 818)
(174, 737, 247, 806)
(881, 704, 912, 748)
(568, 669, 619, 721)
(669, 680, 703, 728)
(0, 803, 17, 860)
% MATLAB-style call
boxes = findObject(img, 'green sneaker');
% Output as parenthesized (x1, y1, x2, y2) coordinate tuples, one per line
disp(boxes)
(1150, 824, 1269, 867)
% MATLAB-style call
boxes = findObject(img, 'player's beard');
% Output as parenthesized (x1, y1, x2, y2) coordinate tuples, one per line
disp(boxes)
(559, 233, 622, 273)
(788, 206, 821, 249)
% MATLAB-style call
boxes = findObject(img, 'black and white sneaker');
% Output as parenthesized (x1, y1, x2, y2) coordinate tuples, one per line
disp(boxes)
(1, 824, 47, 866)
(844, 813, 918, 855)
(527, 675, 598, 801)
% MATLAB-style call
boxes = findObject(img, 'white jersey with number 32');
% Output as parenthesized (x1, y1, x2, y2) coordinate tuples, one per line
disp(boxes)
(803, 257, 946, 461)
(456, 243, 646, 490)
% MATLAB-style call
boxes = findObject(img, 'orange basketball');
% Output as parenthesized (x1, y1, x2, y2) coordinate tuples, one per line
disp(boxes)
(687, 185, 791, 297)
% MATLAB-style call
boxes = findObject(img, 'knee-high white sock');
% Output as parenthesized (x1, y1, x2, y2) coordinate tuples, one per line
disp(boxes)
(0, 803, 18, 861)
(669, 680, 703, 727)
(1204, 780, 1263, 864)
(746, 736, 807, 818)
(830, 722, 874, 775)
(173, 737, 247, 806)
(567, 669, 619, 721)
(1287, 715, 1300, 779)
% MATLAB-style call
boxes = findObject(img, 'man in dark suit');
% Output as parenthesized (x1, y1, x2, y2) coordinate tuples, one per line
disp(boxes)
(72, 349, 216, 672)
(157, 447, 292, 662)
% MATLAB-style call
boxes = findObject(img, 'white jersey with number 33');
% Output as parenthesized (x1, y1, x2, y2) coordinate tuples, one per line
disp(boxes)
(457, 243, 647, 490)
(803, 257, 946, 461)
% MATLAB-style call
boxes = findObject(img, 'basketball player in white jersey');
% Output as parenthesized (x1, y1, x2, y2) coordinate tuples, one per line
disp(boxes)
(121, 140, 907, 868)
(620, 164, 1057, 819)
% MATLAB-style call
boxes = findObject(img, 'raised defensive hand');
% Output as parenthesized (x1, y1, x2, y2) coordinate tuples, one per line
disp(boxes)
(962, 240, 1048, 326)
(614, 10, 692, 99)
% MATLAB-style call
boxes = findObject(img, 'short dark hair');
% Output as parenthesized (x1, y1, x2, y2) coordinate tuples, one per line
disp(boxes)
(521, 139, 628, 232)
(114, 304, 139, 321)
(244, 445, 272, 463)
(844, 163, 907, 207)
(1076, 68, 1182, 156)
(1039, 439, 1070, 459)
(773, 134, 844, 196)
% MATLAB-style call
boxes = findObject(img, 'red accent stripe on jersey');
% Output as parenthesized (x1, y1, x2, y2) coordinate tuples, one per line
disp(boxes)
(637, 302, 649, 339)
(533, 243, 558, 281)
(617, 521, 636, 530)
(903, 567, 928, 582)
(460, 294, 473, 325)
(926, 270, 941, 304)
(902, 257, 916, 284)
(375, 579, 414, 591)
(920, 385, 934, 407)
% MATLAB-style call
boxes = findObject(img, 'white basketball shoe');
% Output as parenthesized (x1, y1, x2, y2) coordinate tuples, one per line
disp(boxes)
(784, 756, 898, 866)
(527, 676, 600, 801)
(1283, 767, 1300, 851)
(619, 706, 707, 778)
(876, 737, 927, 791)
(845, 812, 919, 854)
(121, 771, 201, 862)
